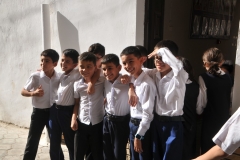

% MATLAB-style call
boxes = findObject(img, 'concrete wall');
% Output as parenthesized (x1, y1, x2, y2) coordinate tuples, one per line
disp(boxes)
(0, 0, 144, 127)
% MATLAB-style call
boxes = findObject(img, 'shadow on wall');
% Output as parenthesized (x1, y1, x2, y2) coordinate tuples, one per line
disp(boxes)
(57, 11, 80, 53)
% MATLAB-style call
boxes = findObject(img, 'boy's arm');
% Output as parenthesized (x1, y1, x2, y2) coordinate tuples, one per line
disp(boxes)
(134, 83, 156, 153)
(21, 85, 44, 97)
(193, 145, 228, 160)
(71, 98, 79, 131)
(128, 83, 138, 106)
(87, 68, 101, 94)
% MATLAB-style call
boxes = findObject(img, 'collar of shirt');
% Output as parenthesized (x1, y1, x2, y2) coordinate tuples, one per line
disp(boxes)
(218, 68, 225, 75)
(156, 70, 173, 80)
(40, 70, 58, 79)
(186, 79, 192, 84)
(131, 71, 145, 86)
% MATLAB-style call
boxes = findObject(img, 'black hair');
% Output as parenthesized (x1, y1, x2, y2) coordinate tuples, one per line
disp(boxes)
(155, 40, 179, 57)
(41, 49, 59, 63)
(88, 43, 105, 57)
(62, 49, 79, 63)
(180, 57, 196, 82)
(120, 46, 141, 58)
(101, 54, 120, 67)
(221, 60, 234, 74)
(78, 52, 96, 65)
(136, 45, 148, 57)
(202, 47, 223, 76)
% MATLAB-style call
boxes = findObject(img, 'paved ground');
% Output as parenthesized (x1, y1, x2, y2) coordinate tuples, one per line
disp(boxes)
(0, 121, 239, 160)
(0, 121, 69, 160)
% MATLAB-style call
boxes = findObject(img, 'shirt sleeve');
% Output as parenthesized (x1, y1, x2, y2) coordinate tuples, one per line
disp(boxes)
(143, 68, 158, 79)
(73, 82, 80, 99)
(196, 76, 207, 114)
(137, 83, 156, 136)
(24, 73, 39, 91)
(157, 48, 188, 105)
(213, 107, 240, 155)
(157, 48, 184, 77)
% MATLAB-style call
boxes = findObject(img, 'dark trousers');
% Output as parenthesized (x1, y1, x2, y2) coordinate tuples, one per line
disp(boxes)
(49, 104, 75, 160)
(152, 118, 183, 160)
(23, 108, 50, 160)
(103, 115, 130, 160)
(182, 122, 196, 160)
(129, 120, 152, 160)
(74, 120, 103, 160)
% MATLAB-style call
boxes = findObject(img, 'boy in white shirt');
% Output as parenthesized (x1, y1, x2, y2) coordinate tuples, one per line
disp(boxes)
(147, 40, 188, 160)
(101, 54, 132, 160)
(21, 49, 60, 160)
(120, 46, 156, 160)
(71, 52, 104, 160)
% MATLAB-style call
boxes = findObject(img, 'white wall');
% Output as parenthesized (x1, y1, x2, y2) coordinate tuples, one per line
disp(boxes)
(0, 0, 144, 127)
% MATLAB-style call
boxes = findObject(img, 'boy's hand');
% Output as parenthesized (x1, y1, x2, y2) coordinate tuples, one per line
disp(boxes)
(32, 85, 44, 97)
(134, 138, 143, 153)
(129, 83, 138, 106)
(87, 82, 95, 95)
(121, 75, 131, 84)
(71, 118, 78, 131)
(148, 48, 158, 59)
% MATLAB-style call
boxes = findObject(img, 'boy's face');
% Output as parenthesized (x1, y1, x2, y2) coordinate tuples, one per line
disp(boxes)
(60, 55, 77, 74)
(94, 53, 103, 69)
(121, 54, 143, 78)
(154, 54, 172, 76)
(78, 60, 96, 79)
(102, 62, 121, 83)
(40, 56, 57, 72)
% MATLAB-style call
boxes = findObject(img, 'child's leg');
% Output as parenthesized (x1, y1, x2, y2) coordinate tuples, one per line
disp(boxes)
(58, 106, 75, 160)
(152, 118, 163, 160)
(129, 120, 140, 160)
(103, 117, 115, 160)
(140, 128, 152, 160)
(49, 105, 65, 160)
(23, 108, 50, 160)
(89, 121, 103, 160)
(74, 120, 89, 160)
(113, 119, 130, 159)
(162, 121, 183, 160)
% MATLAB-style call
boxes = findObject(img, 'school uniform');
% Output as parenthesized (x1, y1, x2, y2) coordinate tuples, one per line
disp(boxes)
(49, 68, 81, 160)
(74, 76, 105, 160)
(129, 71, 155, 160)
(23, 70, 60, 160)
(103, 74, 130, 160)
(145, 48, 188, 160)
(213, 107, 240, 155)
(182, 80, 199, 160)
(197, 70, 232, 154)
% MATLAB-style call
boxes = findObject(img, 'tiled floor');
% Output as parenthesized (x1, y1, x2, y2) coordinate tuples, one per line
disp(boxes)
(0, 121, 239, 160)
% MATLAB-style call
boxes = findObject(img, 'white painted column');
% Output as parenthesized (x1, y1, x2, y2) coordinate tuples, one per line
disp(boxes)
(232, 21, 240, 114)
(41, 4, 51, 146)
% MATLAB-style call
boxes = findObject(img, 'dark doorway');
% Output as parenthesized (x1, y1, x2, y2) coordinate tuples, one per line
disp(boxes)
(144, 0, 165, 68)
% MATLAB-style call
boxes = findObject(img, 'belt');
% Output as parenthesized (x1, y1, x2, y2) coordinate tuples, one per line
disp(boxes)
(130, 118, 141, 126)
(105, 113, 129, 122)
(54, 103, 74, 110)
(155, 114, 184, 122)
(33, 108, 50, 112)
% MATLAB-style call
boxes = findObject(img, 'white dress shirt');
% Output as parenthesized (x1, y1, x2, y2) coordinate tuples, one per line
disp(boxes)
(145, 48, 188, 116)
(213, 107, 240, 155)
(56, 68, 81, 106)
(196, 69, 225, 114)
(24, 70, 60, 109)
(104, 74, 130, 116)
(74, 76, 105, 125)
(130, 71, 156, 136)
